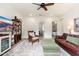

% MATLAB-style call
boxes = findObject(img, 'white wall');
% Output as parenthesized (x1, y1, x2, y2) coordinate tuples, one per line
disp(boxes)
(22, 16, 59, 38)
(62, 6, 79, 34)
(44, 17, 52, 38)
(22, 17, 39, 38)
(0, 4, 22, 19)
(56, 18, 64, 35)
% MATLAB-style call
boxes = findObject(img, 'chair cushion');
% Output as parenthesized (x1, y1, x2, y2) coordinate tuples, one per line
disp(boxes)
(67, 36, 79, 45)
(32, 37, 39, 40)
(29, 32, 35, 37)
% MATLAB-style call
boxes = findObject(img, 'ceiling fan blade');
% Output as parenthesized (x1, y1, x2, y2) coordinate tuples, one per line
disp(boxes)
(42, 6, 47, 11)
(45, 3, 54, 6)
(32, 3, 40, 6)
(37, 7, 41, 10)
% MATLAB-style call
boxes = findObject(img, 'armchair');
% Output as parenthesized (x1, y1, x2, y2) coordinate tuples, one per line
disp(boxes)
(28, 31, 39, 45)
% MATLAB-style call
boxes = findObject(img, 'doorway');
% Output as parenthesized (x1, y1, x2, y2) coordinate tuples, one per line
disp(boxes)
(52, 21, 57, 37)
(39, 22, 44, 37)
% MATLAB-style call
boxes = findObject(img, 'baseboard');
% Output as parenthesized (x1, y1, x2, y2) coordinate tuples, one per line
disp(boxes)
(22, 38, 28, 40)
(22, 36, 28, 39)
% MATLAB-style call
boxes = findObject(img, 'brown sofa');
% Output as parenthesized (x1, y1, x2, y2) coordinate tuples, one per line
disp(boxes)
(55, 33, 79, 56)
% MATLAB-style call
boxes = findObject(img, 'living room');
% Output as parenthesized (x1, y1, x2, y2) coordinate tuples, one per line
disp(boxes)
(0, 3, 79, 56)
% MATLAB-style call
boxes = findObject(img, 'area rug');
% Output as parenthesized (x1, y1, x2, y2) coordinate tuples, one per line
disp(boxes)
(43, 39, 60, 56)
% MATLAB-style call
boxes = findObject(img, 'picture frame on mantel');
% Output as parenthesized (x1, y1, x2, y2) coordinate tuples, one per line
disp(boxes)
(74, 17, 79, 32)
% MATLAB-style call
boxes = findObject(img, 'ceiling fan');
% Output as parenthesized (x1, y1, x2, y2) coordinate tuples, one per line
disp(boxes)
(32, 3, 54, 11)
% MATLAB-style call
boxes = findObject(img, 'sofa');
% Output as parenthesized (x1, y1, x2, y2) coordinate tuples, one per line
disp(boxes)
(55, 33, 79, 56)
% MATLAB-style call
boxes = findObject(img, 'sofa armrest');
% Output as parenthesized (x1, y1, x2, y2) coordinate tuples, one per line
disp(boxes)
(55, 35, 64, 40)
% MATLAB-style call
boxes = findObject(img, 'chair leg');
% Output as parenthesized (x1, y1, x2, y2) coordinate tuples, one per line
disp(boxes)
(38, 39, 39, 42)
(28, 40, 30, 42)
(32, 42, 33, 45)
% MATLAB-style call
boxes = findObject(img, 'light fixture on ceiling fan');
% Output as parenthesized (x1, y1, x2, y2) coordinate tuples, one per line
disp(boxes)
(32, 3, 54, 11)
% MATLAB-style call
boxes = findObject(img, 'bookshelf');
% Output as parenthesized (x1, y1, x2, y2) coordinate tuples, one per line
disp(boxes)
(12, 16, 22, 44)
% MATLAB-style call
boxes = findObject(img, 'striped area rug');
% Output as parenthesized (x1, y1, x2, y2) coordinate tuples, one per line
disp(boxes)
(42, 39, 60, 56)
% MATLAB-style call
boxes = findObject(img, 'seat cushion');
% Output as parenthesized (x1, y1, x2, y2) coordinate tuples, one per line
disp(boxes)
(67, 36, 79, 45)
(29, 32, 35, 37)
(32, 37, 39, 40)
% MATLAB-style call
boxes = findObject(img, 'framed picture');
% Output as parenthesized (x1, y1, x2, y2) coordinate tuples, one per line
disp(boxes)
(0, 16, 12, 31)
(74, 18, 79, 32)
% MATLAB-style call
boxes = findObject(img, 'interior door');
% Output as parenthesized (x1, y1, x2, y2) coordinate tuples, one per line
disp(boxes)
(39, 22, 44, 37)
(52, 22, 57, 36)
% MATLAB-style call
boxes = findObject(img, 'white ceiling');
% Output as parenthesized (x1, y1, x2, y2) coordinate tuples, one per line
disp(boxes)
(9, 3, 79, 17)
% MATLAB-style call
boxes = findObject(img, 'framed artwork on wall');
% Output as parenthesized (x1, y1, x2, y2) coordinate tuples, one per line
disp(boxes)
(0, 16, 12, 31)
(74, 18, 79, 32)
